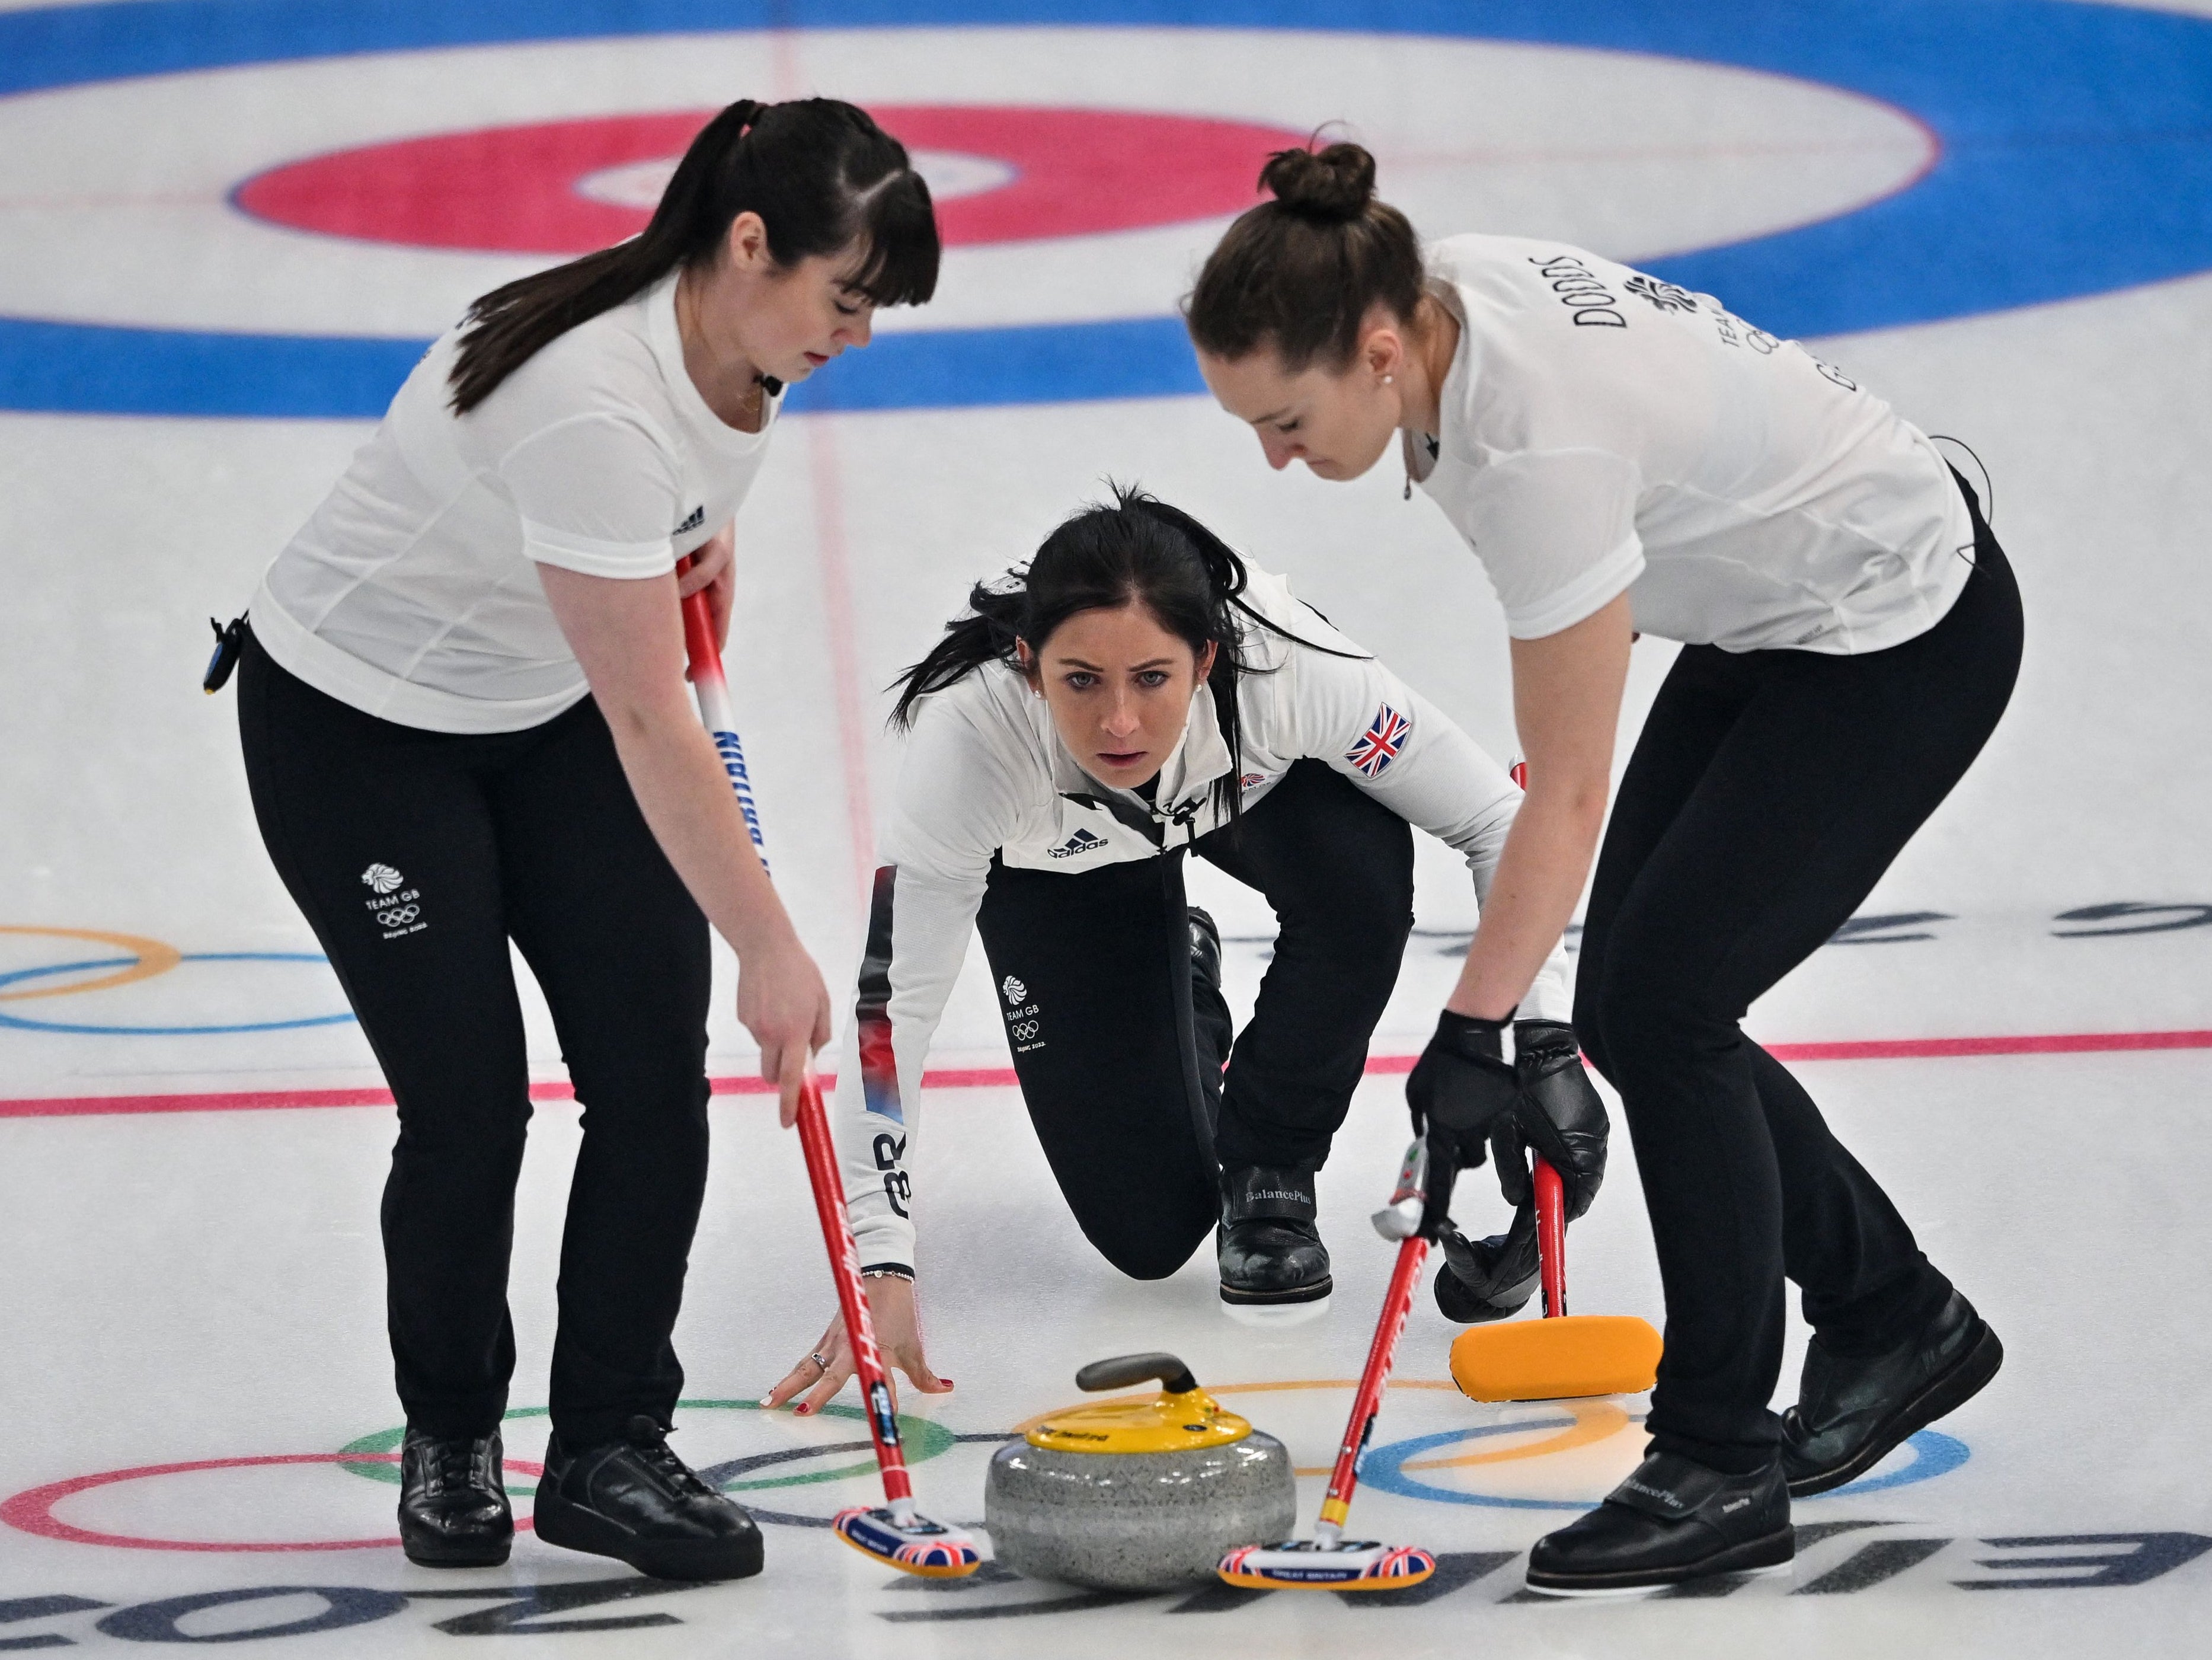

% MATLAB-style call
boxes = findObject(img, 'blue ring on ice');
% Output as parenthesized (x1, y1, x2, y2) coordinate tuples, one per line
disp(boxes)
(1358, 1421, 1969, 1511)
(0, 952, 355, 1035)
(2, 0, 2211, 416)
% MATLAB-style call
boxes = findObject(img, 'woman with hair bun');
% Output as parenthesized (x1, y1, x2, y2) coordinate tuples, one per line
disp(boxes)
(220, 98, 938, 1582)
(762, 487, 1600, 1415)
(1188, 142, 2019, 1594)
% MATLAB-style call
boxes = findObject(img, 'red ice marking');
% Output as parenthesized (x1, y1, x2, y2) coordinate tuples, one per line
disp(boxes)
(3, 1029, 2208, 1119)
(232, 106, 1305, 254)
(0, 1452, 543, 1553)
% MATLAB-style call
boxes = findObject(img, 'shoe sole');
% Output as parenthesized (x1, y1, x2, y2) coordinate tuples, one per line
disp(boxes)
(1219, 1275, 1333, 1307)
(401, 1534, 512, 1569)
(1786, 1320, 2004, 1499)
(534, 1489, 763, 1582)
(1523, 1529, 1797, 1597)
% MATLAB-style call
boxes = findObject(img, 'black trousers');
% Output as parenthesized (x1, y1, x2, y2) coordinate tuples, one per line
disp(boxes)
(237, 633, 712, 1446)
(1574, 483, 2024, 1466)
(974, 760, 1414, 1279)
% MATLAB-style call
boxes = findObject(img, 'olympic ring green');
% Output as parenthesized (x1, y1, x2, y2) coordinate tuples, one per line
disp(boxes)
(337, 1399, 957, 1496)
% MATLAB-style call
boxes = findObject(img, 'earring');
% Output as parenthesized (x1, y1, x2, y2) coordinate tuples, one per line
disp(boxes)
(1383, 374, 1395, 385)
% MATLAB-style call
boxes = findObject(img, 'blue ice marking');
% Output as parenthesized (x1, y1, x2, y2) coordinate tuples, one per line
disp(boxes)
(1358, 1422, 1967, 1510)
(0, 952, 356, 1035)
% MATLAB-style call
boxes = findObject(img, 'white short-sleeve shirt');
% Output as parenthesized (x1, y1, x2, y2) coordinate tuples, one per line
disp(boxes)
(251, 272, 779, 733)
(1409, 235, 1976, 655)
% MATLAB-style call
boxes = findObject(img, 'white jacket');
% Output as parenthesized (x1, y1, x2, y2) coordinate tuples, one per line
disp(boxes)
(835, 565, 1573, 1270)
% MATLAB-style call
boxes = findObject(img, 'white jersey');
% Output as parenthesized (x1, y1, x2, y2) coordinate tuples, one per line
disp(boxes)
(251, 272, 779, 733)
(833, 564, 1573, 1272)
(1409, 235, 1975, 655)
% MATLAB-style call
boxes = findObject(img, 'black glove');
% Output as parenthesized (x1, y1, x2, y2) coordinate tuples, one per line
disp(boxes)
(1488, 1019, 1609, 1222)
(1434, 1205, 1540, 1324)
(1406, 1010, 1520, 1234)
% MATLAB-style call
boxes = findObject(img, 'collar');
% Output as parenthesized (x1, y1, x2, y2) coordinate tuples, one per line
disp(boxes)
(1405, 268, 1476, 497)
(646, 271, 779, 458)
(1044, 682, 1235, 836)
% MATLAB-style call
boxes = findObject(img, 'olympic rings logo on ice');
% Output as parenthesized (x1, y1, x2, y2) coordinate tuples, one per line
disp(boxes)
(0, 924, 353, 1035)
(0, 1380, 1966, 1556)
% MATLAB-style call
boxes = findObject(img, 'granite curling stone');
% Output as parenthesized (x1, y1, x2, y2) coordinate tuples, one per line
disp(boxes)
(984, 1352, 1296, 1591)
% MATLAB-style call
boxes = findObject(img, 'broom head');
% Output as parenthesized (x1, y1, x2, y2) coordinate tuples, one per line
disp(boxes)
(1449, 1314, 1662, 1402)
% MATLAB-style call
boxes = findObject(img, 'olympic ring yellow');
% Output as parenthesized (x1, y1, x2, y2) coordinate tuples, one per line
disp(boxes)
(0, 926, 181, 1002)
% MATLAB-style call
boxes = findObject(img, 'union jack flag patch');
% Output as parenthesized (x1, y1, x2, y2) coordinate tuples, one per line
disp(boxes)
(1347, 704, 1411, 777)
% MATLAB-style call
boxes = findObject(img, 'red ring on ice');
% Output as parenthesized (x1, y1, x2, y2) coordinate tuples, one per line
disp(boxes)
(233, 106, 1308, 253)
(0, 1452, 543, 1552)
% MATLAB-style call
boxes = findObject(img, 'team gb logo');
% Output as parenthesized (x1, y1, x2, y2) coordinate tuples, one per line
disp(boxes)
(361, 863, 404, 894)
(1001, 976, 1027, 1005)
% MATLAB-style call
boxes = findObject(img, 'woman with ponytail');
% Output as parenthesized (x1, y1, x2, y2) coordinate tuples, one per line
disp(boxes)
(221, 99, 938, 1582)
(1188, 143, 2019, 1594)
(760, 487, 1594, 1416)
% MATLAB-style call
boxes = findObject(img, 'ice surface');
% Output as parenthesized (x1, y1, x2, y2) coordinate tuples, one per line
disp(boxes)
(2, 8, 2208, 1655)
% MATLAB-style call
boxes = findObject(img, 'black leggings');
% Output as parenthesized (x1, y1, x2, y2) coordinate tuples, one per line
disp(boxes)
(1575, 483, 2023, 1467)
(236, 633, 712, 1446)
(973, 761, 1414, 1279)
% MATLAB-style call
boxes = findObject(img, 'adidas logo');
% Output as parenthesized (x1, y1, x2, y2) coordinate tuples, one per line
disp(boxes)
(1047, 827, 1107, 860)
(673, 505, 705, 535)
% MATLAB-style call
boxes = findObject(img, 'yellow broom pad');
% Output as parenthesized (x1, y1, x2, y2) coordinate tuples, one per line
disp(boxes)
(1449, 1315, 1662, 1403)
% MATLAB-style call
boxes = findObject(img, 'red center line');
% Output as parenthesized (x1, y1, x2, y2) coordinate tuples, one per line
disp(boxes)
(807, 416, 881, 917)
(2, 1027, 2205, 1119)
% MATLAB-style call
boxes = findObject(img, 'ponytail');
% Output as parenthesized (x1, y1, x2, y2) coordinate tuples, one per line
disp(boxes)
(449, 97, 938, 413)
(891, 486, 1363, 825)
(1184, 138, 1425, 373)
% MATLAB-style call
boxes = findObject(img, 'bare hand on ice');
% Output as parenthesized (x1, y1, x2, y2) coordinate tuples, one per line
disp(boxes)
(763, 1275, 952, 1416)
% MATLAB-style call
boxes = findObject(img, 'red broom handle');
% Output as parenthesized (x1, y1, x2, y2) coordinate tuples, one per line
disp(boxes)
(1319, 1234, 1429, 1529)
(792, 1072, 913, 1506)
(680, 587, 720, 672)
(1508, 758, 1571, 1319)
(1535, 1157, 1568, 1319)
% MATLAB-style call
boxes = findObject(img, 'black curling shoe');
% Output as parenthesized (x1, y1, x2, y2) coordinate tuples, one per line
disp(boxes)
(533, 1416, 763, 1582)
(398, 1428, 513, 1568)
(1783, 1289, 2003, 1498)
(1217, 1164, 1331, 1307)
(1525, 1451, 1793, 1596)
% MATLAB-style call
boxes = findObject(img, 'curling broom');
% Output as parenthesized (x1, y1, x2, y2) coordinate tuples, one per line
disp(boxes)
(792, 1071, 981, 1577)
(678, 582, 979, 1579)
(1216, 1141, 1439, 1589)
(1448, 1156, 1661, 1401)
(1445, 758, 1663, 1402)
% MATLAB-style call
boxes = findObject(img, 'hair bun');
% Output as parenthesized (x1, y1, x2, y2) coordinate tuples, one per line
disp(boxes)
(1260, 142, 1376, 222)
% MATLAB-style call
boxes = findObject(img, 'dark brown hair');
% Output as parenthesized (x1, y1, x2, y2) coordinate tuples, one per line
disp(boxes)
(1184, 140, 1424, 372)
(891, 487, 1364, 825)
(448, 97, 938, 413)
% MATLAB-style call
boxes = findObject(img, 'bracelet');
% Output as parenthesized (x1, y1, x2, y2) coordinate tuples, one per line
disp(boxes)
(861, 1265, 915, 1282)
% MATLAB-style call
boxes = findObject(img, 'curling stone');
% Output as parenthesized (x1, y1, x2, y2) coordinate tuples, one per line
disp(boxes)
(985, 1352, 1296, 1591)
